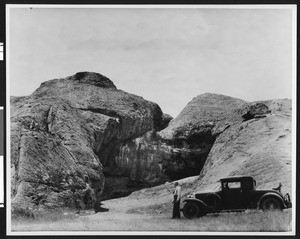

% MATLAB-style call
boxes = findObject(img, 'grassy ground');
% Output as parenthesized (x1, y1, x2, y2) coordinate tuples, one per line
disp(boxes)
(11, 208, 292, 232)
(11, 176, 293, 233)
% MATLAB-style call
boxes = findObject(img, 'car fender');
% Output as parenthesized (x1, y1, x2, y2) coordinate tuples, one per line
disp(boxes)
(257, 192, 285, 209)
(183, 198, 210, 211)
(203, 193, 222, 209)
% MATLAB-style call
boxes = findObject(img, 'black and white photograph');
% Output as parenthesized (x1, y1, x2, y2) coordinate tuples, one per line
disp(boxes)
(6, 4, 296, 235)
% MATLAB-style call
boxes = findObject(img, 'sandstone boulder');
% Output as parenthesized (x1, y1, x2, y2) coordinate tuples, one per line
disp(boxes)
(116, 93, 248, 188)
(113, 97, 292, 214)
(194, 99, 292, 196)
(116, 93, 291, 199)
(10, 72, 163, 215)
(11, 74, 292, 216)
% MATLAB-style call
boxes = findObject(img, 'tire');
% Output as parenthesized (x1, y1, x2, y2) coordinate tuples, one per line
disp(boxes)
(260, 197, 282, 211)
(183, 202, 200, 219)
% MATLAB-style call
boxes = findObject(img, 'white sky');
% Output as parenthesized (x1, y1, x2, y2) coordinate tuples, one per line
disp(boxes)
(8, 6, 295, 117)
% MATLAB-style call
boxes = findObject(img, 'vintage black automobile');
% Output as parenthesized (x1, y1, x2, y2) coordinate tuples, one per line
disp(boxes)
(182, 176, 292, 219)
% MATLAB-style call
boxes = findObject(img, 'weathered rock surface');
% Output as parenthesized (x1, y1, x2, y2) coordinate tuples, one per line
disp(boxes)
(108, 97, 292, 216)
(117, 94, 292, 200)
(115, 131, 206, 188)
(117, 93, 248, 186)
(11, 73, 292, 216)
(159, 93, 247, 140)
(10, 72, 163, 215)
(193, 98, 292, 196)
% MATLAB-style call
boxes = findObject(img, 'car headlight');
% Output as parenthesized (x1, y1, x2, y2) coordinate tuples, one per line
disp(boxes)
(187, 193, 195, 198)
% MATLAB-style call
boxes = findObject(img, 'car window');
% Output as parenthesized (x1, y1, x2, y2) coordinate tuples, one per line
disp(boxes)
(226, 182, 241, 189)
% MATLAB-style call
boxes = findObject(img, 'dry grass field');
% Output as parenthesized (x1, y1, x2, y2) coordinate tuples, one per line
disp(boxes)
(11, 205, 292, 232)
(11, 176, 293, 233)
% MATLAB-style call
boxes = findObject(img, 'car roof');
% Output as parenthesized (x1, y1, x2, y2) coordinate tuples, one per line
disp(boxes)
(220, 176, 254, 182)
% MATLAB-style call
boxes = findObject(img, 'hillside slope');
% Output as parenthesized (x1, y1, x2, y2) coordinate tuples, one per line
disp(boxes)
(196, 100, 292, 196)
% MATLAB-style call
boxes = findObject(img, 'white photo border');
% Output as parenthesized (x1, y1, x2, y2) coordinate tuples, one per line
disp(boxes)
(5, 4, 297, 236)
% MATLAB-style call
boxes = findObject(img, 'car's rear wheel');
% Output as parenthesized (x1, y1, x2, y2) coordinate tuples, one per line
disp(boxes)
(261, 197, 282, 211)
(183, 202, 201, 219)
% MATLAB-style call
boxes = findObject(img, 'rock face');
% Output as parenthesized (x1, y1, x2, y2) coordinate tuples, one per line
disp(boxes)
(160, 93, 247, 140)
(117, 93, 292, 199)
(159, 93, 248, 177)
(10, 72, 164, 215)
(11, 73, 292, 216)
(193, 98, 292, 196)
(117, 94, 247, 185)
(113, 96, 292, 214)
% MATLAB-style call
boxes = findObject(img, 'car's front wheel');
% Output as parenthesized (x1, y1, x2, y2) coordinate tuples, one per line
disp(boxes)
(260, 197, 282, 211)
(182, 202, 201, 219)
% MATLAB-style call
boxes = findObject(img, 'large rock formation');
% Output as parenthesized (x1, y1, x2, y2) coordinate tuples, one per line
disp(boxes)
(10, 72, 164, 215)
(116, 93, 248, 187)
(112, 96, 292, 215)
(116, 93, 292, 199)
(194, 98, 292, 196)
(11, 72, 292, 216)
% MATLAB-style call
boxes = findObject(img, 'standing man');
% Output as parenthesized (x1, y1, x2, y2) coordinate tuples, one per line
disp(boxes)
(172, 182, 181, 219)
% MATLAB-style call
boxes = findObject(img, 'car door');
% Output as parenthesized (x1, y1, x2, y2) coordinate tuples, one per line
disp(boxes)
(239, 189, 256, 209)
(219, 181, 244, 210)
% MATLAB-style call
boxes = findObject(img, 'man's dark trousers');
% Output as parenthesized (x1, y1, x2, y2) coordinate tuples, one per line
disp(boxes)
(172, 195, 180, 219)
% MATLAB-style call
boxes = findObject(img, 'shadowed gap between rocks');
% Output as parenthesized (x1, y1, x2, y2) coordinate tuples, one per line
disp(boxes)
(99, 129, 217, 201)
